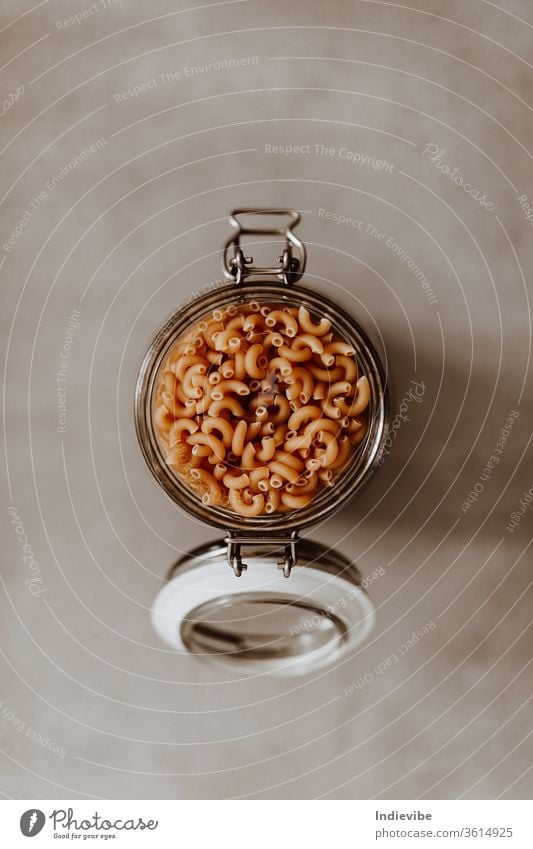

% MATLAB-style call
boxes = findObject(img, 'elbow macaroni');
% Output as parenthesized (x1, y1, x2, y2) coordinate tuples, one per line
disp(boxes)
(153, 300, 371, 516)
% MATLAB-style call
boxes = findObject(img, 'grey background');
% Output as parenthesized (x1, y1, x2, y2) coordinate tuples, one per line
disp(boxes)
(1, 0, 532, 799)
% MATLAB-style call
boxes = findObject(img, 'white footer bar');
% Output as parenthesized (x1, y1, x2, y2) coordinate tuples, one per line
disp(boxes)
(1, 799, 530, 848)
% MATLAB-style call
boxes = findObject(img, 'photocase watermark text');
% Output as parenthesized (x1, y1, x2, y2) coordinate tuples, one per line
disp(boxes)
(289, 568, 385, 637)
(265, 143, 394, 172)
(344, 621, 436, 695)
(516, 193, 533, 230)
(505, 483, 533, 533)
(50, 808, 158, 833)
(55, 0, 121, 29)
(8, 505, 45, 596)
(460, 410, 519, 514)
(421, 142, 496, 211)
(113, 57, 260, 102)
(3, 139, 108, 254)
(378, 379, 427, 465)
(318, 209, 438, 306)
(182, 277, 227, 307)
(0, 85, 24, 118)
(56, 309, 81, 433)
(0, 700, 66, 758)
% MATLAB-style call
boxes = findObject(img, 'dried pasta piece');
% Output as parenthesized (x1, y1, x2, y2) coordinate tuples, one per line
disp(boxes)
(298, 306, 332, 337)
(229, 488, 265, 516)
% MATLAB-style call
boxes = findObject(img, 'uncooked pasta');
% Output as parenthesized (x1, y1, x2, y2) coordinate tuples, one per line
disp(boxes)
(153, 303, 370, 516)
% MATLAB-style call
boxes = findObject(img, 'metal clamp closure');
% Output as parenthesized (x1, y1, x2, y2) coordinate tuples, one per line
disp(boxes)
(225, 531, 299, 578)
(223, 208, 306, 286)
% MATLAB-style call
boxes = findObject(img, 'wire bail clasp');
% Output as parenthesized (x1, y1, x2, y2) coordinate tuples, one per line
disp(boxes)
(223, 208, 306, 286)
(225, 532, 299, 578)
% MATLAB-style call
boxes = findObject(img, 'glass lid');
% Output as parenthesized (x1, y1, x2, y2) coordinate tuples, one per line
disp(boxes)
(151, 540, 375, 676)
(181, 593, 349, 664)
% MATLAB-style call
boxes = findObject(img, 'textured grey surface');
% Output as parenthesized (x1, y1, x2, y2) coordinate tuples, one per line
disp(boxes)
(1, 0, 532, 799)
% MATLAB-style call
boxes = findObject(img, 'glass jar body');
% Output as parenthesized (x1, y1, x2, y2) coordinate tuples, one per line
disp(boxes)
(135, 279, 389, 535)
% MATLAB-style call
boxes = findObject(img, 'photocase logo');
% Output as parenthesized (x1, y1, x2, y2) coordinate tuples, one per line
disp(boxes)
(20, 809, 45, 837)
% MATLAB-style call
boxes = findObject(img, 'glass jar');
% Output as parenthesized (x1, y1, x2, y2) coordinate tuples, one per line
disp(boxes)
(136, 209, 388, 674)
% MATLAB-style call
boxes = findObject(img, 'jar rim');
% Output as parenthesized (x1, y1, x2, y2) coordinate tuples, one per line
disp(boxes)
(135, 280, 389, 533)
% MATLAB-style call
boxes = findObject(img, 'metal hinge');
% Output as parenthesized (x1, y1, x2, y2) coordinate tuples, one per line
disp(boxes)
(225, 531, 299, 578)
(222, 208, 306, 286)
